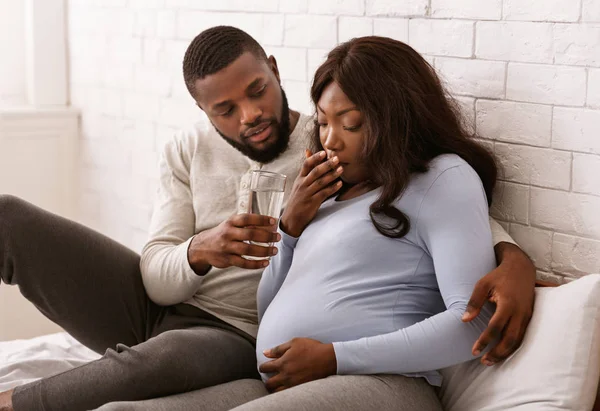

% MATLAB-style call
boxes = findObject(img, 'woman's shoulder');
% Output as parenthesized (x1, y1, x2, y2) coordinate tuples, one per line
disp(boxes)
(427, 153, 472, 175)
(408, 154, 477, 192)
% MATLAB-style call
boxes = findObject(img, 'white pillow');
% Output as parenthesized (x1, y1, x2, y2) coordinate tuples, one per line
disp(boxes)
(438, 274, 600, 411)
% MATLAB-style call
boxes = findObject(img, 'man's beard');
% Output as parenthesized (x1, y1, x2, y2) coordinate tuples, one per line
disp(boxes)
(213, 88, 291, 164)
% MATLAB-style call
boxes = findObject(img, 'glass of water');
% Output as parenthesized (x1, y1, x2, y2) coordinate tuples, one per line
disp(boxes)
(245, 170, 286, 261)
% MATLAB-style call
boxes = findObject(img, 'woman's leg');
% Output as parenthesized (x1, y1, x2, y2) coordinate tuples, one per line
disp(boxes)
(230, 375, 443, 411)
(93, 380, 268, 411)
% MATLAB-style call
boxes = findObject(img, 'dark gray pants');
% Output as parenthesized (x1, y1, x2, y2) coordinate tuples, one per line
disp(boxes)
(95, 375, 443, 411)
(0, 195, 260, 411)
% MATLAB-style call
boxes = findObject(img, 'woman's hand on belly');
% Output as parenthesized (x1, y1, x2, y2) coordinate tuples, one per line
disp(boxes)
(259, 337, 338, 392)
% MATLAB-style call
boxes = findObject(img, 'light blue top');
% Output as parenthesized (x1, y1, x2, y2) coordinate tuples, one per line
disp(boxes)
(256, 154, 496, 386)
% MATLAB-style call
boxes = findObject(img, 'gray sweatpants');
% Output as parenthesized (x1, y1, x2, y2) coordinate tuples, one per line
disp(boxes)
(0, 195, 259, 411)
(96, 375, 443, 411)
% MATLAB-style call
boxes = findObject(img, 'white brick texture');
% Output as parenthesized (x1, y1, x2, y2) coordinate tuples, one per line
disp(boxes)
(495, 144, 572, 190)
(308, 0, 365, 16)
(366, 0, 428, 16)
(66, 1, 600, 278)
(476, 100, 552, 147)
(339, 17, 373, 43)
(552, 234, 600, 276)
(554, 24, 600, 67)
(284, 15, 338, 48)
(503, 0, 581, 22)
(266, 47, 307, 82)
(373, 18, 408, 42)
(552, 108, 600, 155)
(583, 0, 600, 22)
(490, 181, 530, 224)
(506, 63, 587, 106)
(572, 153, 600, 196)
(476, 22, 554, 64)
(409, 19, 474, 58)
(530, 188, 600, 239)
(589, 69, 600, 108)
(435, 58, 506, 98)
(431, 0, 502, 20)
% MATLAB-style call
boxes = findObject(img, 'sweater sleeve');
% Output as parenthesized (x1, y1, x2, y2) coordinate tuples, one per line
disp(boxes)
(332, 164, 496, 376)
(257, 228, 298, 322)
(140, 135, 204, 306)
(489, 217, 517, 246)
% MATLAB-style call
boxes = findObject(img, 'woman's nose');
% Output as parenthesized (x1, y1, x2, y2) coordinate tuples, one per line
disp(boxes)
(322, 129, 343, 152)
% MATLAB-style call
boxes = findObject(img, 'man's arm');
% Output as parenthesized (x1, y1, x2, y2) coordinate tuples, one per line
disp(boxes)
(140, 134, 205, 306)
(462, 217, 536, 365)
(140, 133, 280, 306)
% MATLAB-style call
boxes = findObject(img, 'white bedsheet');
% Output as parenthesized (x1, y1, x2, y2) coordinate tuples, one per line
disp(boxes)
(0, 332, 101, 391)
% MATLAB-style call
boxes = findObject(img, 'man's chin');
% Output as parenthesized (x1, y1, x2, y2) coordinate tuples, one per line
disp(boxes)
(246, 132, 278, 151)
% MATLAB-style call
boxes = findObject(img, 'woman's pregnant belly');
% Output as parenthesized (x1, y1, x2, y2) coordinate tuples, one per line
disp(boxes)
(255, 280, 439, 381)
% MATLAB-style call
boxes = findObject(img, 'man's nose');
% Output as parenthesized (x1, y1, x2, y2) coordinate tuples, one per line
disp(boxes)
(240, 103, 262, 125)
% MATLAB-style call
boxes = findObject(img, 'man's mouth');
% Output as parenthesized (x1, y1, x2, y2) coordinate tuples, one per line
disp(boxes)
(245, 122, 273, 144)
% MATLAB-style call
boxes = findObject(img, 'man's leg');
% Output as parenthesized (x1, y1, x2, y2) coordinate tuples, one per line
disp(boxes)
(229, 375, 444, 411)
(93, 379, 268, 411)
(0, 195, 157, 352)
(0, 195, 164, 410)
(11, 325, 259, 411)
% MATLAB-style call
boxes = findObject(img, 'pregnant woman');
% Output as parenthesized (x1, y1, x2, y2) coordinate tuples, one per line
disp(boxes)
(234, 36, 500, 411)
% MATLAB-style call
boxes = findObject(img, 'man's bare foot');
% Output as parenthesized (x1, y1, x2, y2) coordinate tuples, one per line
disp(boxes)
(0, 389, 14, 411)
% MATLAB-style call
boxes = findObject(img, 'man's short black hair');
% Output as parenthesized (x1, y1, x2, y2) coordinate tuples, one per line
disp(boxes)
(183, 26, 269, 97)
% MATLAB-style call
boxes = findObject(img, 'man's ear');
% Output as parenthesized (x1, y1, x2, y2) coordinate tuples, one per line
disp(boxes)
(268, 55, 281, 84)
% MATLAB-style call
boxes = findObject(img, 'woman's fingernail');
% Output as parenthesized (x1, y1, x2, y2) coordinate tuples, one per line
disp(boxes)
(269, 218, 276, 225)
(271, 248, 278, 255)
(263, 349, 270, 355)
(473, 349, 481, 356)
(263, 261, 269, 267)
(319, 151, 326, 158)
(332, 156, 339, 164)
(336, 166, 343, 174)
(484, 360, 494, 366)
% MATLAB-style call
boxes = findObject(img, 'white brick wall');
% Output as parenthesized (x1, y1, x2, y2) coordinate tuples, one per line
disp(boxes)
(67, 0, 600, 280)
(506, 63, 587, 106)
(503, 0, 581, 22)
(435, 58, 506, 98)
(476, 100, 552, 147)
(476, 22, 554, 64)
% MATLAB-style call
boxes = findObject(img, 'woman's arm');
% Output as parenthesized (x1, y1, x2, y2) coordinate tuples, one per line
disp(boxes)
(332, 164, 496, 375)
(257, 228, 298, 321)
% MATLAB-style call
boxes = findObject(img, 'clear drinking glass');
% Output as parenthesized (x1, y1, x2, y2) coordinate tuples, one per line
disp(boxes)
(244, 170, 287, 261)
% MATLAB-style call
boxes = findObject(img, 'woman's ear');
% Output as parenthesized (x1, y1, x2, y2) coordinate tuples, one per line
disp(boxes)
(268, 55, 281, 84)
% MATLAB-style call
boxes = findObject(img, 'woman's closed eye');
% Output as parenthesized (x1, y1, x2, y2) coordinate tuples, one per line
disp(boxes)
(343, 125, 361, 132)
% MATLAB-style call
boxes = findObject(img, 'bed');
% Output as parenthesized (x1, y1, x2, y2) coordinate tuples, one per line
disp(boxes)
(0, 332, 100, 392)
(2, 277, 599, 411)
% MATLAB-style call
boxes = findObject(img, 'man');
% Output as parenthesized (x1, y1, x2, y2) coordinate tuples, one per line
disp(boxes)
(0, 26, 535, 411)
